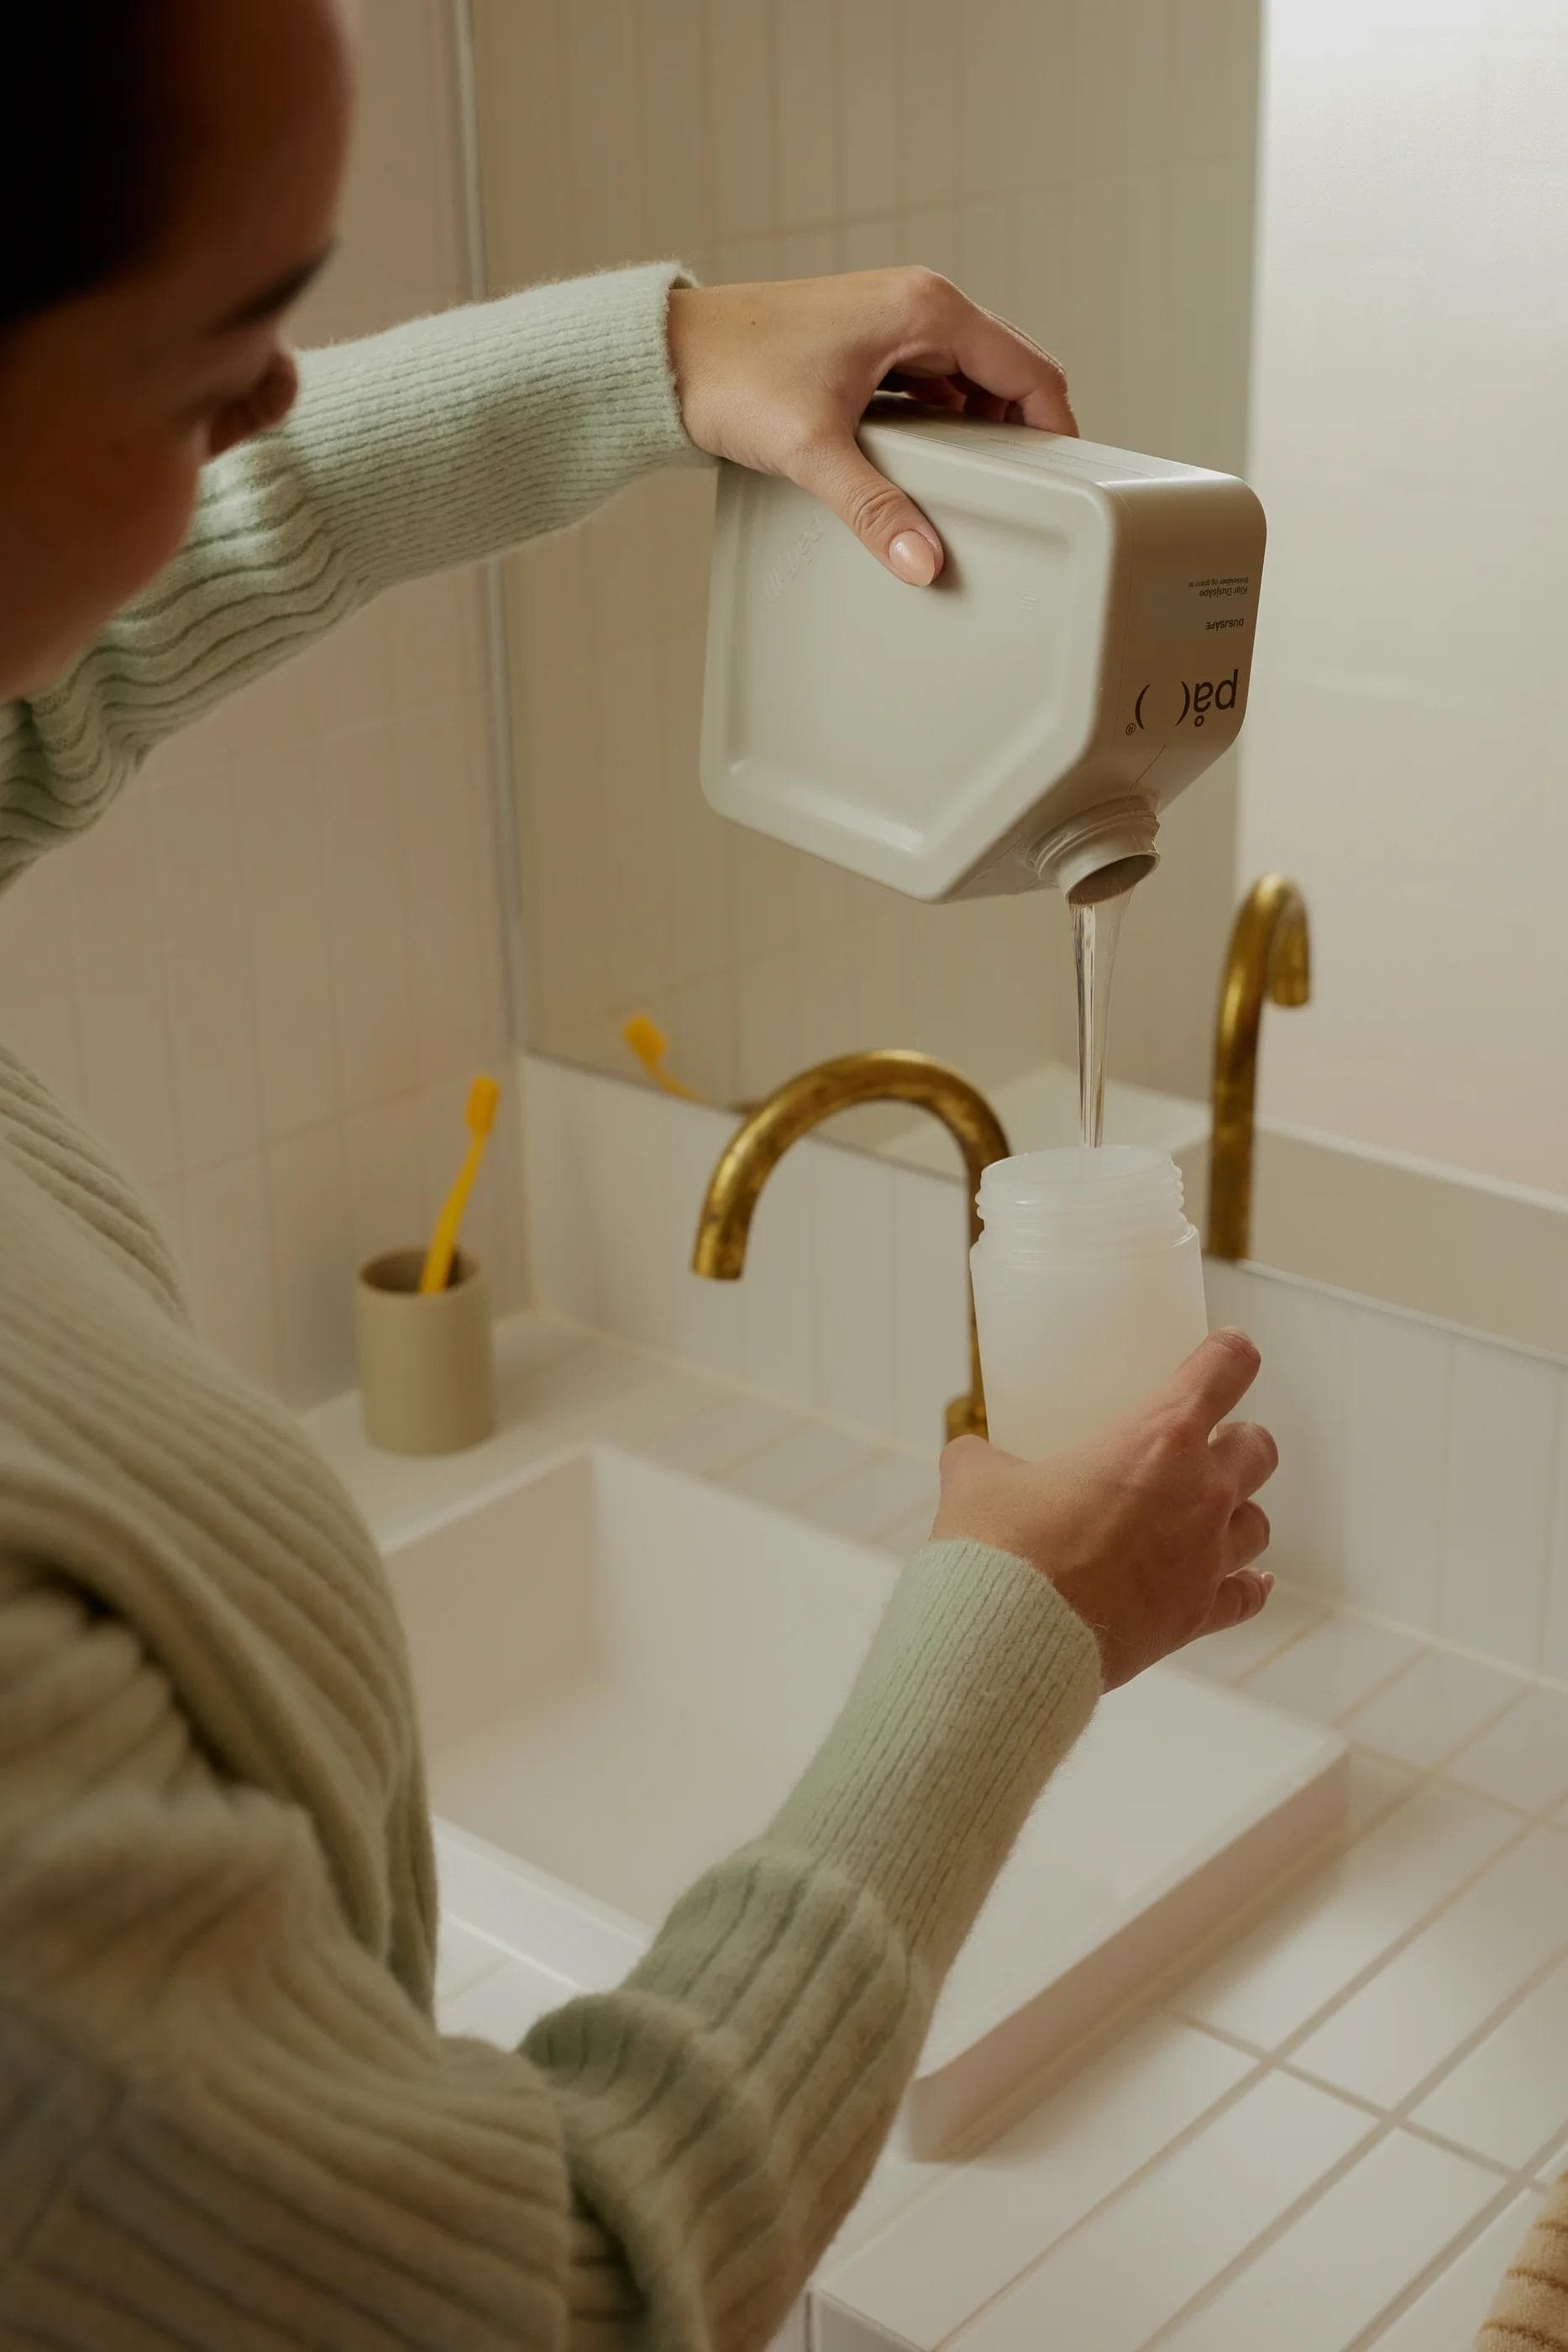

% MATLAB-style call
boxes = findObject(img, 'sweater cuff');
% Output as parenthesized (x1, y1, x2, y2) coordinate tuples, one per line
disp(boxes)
(769, 1541, 1102, 1982)
(291, 262, 709, 596)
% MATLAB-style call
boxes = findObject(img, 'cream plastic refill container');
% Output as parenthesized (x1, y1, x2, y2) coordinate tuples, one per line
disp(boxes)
(701, 405, 1265, 904)
(971, 1146, 1208, 1458)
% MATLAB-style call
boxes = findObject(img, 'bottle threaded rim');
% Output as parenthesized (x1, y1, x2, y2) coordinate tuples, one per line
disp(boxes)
(975, 1145, 1191, 1257)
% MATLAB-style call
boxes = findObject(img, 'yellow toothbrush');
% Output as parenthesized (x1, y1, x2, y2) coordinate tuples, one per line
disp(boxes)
(418, 1075, 501, 1294)
(621, 1013, 703, 1102)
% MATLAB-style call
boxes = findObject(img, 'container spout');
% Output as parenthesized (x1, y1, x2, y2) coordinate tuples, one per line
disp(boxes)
(1028, 797, 1161, 904)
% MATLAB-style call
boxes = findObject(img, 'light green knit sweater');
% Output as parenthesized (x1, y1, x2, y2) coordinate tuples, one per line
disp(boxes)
(0, 264, 1101, 2352)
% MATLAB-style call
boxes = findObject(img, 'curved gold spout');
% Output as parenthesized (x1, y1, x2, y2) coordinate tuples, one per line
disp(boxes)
(693, 1048, 1010, 1443)
(1207, 876, 1311, 1262)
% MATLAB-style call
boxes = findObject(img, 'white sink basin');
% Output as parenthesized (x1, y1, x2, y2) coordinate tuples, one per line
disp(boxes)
(389, 1445, 1345, 2157)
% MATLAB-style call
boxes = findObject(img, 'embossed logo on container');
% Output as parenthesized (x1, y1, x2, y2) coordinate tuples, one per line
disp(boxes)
(766, 518, 823, 601)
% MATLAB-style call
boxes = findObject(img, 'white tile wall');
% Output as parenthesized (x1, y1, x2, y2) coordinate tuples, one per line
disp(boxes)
(1441, 1336, 1562, 1672)
(0, 0, 520, 1404)
(525, 1056, 1568, 1683)
(1243, 0, 1568, 1194)
(522, 1054, 968, 1455)
(480, 0, 1263, 1116)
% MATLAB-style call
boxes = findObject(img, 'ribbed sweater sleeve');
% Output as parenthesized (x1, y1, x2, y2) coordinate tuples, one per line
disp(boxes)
(1479, 2200, 1568, 2347)
(0, 262, 704, 887)
(0, 1536, 1098, 2351)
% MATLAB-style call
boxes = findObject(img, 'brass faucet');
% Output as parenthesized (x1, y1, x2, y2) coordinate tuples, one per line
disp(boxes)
(1207, 876, 1311, 1262)
(692, 1048, 1010, 1443)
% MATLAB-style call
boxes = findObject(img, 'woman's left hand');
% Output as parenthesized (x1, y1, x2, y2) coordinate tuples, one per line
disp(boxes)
(666, 268, 1077, 587)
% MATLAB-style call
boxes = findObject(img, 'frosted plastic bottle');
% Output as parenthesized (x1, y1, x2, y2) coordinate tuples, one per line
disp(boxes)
(971, 1146, 1208, 1459)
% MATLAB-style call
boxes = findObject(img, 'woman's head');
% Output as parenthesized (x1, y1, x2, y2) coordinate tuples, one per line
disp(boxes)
(0, 0, 356, 699)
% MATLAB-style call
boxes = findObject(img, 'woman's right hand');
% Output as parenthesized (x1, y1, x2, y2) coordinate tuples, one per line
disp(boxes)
(931, 1330, 1277, 1691)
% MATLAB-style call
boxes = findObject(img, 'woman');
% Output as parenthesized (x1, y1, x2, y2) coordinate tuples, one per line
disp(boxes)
(0, 5, 1281, 2346)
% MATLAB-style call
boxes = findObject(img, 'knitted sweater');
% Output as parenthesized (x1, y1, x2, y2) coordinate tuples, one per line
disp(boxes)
(0, 263, 1103, 2352)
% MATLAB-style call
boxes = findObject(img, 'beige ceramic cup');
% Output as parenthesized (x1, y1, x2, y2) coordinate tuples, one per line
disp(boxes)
(355, 1248, 497, 1455)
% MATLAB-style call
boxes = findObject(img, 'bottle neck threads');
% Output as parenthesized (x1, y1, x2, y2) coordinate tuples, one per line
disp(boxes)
(975, 1145, 1192, 1261)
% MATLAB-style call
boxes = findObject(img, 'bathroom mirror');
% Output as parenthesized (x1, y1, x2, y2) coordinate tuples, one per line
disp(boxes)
(475, 0, 1568, 1360)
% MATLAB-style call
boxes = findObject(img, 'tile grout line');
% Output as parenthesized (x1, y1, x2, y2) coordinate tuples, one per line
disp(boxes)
(1339, 2177, 1541, 2352)
(933, 2061, 1387, 2352)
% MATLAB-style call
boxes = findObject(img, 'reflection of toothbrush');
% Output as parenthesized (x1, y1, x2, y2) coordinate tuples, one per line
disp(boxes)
(621, 1014, 703, 1102)
(418, 1076, 501, 1294)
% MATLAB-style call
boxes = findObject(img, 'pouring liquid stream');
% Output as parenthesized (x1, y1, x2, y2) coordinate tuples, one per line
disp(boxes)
(1071, 887, 1132, 1148)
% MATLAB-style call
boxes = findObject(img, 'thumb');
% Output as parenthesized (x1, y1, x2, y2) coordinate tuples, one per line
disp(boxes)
(789, 431, 946, 585)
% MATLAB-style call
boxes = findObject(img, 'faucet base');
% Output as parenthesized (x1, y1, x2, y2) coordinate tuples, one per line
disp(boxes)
(945, 1392, 988, 1444)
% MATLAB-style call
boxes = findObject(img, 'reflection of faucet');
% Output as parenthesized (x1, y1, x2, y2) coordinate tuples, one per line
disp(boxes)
(1208, 876, 1311, 1261)
(692, 1049, 1011, 1443)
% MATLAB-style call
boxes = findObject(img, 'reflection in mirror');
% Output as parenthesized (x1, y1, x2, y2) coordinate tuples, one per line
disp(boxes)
(474, 0, 1567, 1357)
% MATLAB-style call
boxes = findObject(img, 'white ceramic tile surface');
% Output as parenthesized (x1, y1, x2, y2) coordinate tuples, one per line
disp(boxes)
(739, 1142, 821, 1412)
(1246, 0, 1568, 1197)
(814, 2305, 910, 2352)
(1174, 1582, 1329, 1685)
(1450, 1688, 1568, 1815)
(822, 2019, 1252, 2349)
(1340, 1305, 1453, 1630)
(805, 1453, 941, 1545)
(726, 1423, 881, 1510)
(1366, 2190, 1546, 2350)
(182, 1152, 282, 1391)
(29, 4, 511, 1403)
(1343, 1649, 1524, 1772)
(1289, 1827, 1568, 2110)
(811, 1147, 899, 1440)
(1176, 1779, 1518, 2051)
(1342, 1748, 1424, 1840)
(437, 1953, 575, 2045)
(1440, 1338, 1560, 1673)
(947, 2072, 1371, 2352)
(1543, 1376, 1568, 1683)
(1230, 1273, 1348, 1596)
(1153, 2129, 1500, 2352)
(643, 1396, 801, 1479)
(433, 1919, 510, 2003)
(1244, 1614, 1420, 1725)
(890, 1169, 972, 1452)
(1413, 1953, 1568, 2171)
(491, 0, 1258, 1131)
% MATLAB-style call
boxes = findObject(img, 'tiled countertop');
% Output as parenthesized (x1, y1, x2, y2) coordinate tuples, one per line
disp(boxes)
(309, 1312, 1568, 2352)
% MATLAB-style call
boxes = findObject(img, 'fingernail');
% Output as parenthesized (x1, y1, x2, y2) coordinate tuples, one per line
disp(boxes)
(889, 530, 938, 585)
(1261, 1572, 1276, 1593)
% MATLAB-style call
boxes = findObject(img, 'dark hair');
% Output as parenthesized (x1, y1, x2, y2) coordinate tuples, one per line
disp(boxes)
(1, 6, 186, 329)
